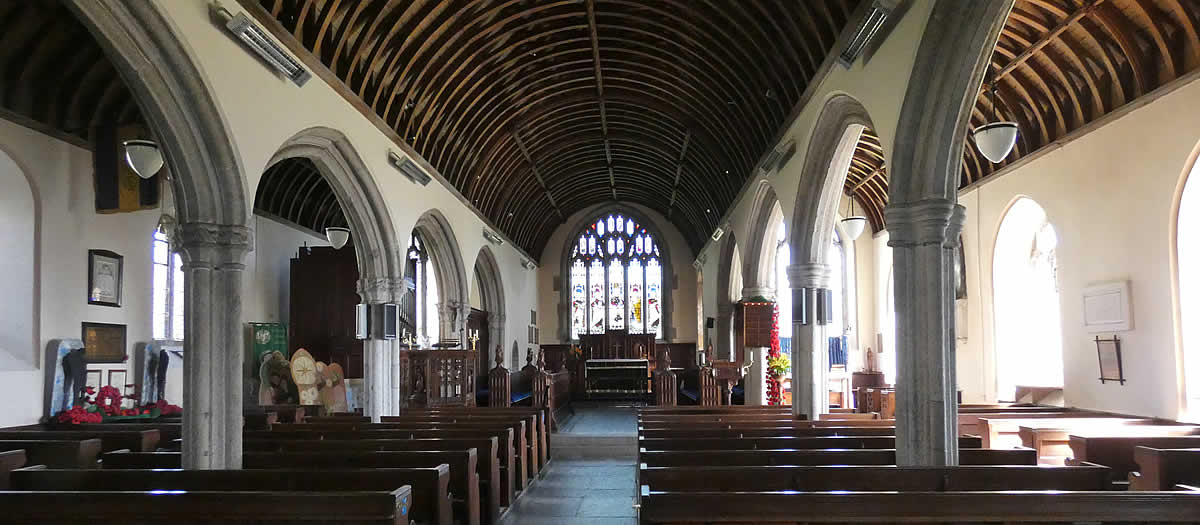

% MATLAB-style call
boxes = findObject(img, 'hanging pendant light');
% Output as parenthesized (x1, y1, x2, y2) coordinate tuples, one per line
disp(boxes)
(973, 76, 1018, 164)
(841, 193, 867, 241)
(325, 227, 351, 250)
(123, 139, 164, 179)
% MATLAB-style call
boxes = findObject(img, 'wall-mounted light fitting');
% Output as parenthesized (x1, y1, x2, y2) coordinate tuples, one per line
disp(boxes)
(838, 0, 891, 68)
(123, 140, 164, 179)
(388, 151, 432, 186)
(210, 3, 311, 86)
(521, 259, 537, 270)
(710, 226, 725, 242)
(325, 227, 350, 250)
(483, 229, 504, 246)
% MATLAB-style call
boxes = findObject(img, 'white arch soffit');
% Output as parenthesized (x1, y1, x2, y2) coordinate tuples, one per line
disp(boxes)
(413, 209, 470, 332)
(791, 94, 873, 271)
(473, 245, 507, 354)
(266, 127, 405, 302)
(65, 0, 248, 227)
(717, 231, 740, 304)
(0, 147, 38, 370)
(742, 182, 782, 293)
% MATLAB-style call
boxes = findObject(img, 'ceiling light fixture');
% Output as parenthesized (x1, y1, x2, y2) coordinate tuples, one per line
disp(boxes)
(973, 73, 1018, 163)
(325, 227, 351, 250)
(123, 139, 164, 179)
(840, 193, 867, 241)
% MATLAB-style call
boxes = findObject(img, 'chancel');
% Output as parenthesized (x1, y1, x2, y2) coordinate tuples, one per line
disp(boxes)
(3, 0, 1200, 523)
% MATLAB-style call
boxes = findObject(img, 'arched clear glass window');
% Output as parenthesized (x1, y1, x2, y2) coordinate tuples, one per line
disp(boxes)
(152, 228, 184, 342)
(1177, 156, 1200, 418)
(993, 197, 1063, 401)
(407, 233, 440, 345)
(569, 212, 665, 339)
(774, 219, 792, 386)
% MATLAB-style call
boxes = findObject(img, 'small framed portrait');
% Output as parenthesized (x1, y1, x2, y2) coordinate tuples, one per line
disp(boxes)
(82, 322, 127, 363)
(88, 249, 124, 307)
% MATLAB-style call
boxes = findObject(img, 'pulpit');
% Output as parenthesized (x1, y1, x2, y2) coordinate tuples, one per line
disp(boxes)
(398, 349, 477, 407)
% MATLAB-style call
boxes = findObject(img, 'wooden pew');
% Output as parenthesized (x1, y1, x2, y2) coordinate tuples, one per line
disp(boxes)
(638, 426, 898, 439)
(383, 413, 544, 475)
(959, 408, 1089, 437)
(255, 424, 526, 493)
(247, 436, 507, 519)
(1068, 434, 1200, 480)
(0, 488, 413, 524)
(976, 414, 1137, 448)
(32, 422, 183, 442)
(1018, 421, 1196, 465)
(639, 464, 1112, 492)
(636, 435, 983, 451)
(102, 450, 482, 525)
(637, 490, 1200, 523)
(0, 430, 159, 453)
(1130, 447, 1200, 491)
(398, 407, 551, 467)
(0, 440, 101, 469)
(0, 450, 25, 490)
(12, 467, 447, 525)
(638, 448, 1037, 467)
(819, 412, 880, 420)
(348, 417, 537, 478)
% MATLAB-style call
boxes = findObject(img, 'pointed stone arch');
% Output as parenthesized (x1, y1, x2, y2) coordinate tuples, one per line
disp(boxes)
(64, 0, 251, 469)
(412, 209, 470, 341)
(473, 246, 506, 367)
(742, 181, 784, 299)
(715, 231, 740, 362)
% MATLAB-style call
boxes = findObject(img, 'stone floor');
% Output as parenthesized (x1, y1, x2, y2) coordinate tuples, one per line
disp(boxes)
(497, 405, 638, 525)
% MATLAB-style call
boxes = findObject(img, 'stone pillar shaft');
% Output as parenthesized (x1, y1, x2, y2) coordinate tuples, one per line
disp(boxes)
(177, 223, 250, 470)
(359, 278, 402, 421)
(886, 198, 964, 466)
(787, 263, 831, 420)
(715, 303, 734, 362)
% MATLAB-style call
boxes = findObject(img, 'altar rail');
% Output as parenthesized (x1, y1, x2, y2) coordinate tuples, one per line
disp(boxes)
(399, 350, 477, 408)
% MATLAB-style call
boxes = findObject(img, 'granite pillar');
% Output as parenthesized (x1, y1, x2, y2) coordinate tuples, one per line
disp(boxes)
(788, 262, 831, 420)
(177, 222, 251, 469)
(886, 198, 964, 466)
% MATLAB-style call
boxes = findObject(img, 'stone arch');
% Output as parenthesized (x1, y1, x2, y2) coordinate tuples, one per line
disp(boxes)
(413, 209, 470, 341)
(473, 246, 506, 367)
(715, 231, 740, 362)
(0, 147, 38, 370)
(556, 203, 677, 341)
(787, 94, 875, 420)
(264, 127, 405, 303)
(742, 181, 783, 299)
(883, 0, 1014, 466)
(64, 1, 252, 469)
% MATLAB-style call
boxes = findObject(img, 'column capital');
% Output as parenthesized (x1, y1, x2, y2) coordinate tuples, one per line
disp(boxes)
(177, 222, 252, 269)
(741, 287, 775, 302)
(885, 198, 965, 248)
(357, 277, 404, 304)
(786, 262, 831, 289)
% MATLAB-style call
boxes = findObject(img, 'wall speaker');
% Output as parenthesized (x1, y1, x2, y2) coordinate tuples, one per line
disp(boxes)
(705, 317, 715, 329)
(355, 304, 369, 340)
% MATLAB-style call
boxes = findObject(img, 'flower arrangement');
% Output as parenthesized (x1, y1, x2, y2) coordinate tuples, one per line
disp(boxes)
(55, 386, 181, 424)
(766, 304, 784, 405)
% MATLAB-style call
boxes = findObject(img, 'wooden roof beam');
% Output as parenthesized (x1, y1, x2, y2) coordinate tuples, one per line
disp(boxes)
(847, 166, 884, 195)
(586, 0, 617, 200)
(512, 129, 565, 222)
(666, 129, 693, 218)
(987, 0, 1105, 88)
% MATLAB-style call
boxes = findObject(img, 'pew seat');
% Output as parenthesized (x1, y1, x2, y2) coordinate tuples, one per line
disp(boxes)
(638, 448, 1037, 467)
(1068, 434, 1200, 480)
(0, 430, 159, 453)
(1130, 447, 1200, 491)
(0, 440, 101, 469)
(0, 488, 412, 524)
(0, 451, 26, 490)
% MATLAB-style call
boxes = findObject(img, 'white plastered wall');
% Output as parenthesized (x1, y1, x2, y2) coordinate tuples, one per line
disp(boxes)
(955, 74, 1200, 419)
(153, 1, 540, 362)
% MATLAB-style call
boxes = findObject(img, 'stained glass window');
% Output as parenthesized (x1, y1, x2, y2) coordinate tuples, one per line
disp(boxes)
(568, 212, 666, 339)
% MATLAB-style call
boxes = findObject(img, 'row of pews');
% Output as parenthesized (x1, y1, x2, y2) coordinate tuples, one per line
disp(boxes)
(636, 405, 1200, 524)
(0, 406, 555, 524)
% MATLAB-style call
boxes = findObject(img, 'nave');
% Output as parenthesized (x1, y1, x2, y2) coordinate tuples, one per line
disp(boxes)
(3, 0, 1200, 522)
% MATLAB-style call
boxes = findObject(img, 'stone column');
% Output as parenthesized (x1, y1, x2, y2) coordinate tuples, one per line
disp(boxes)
(788, 262, 831, 421)
(741, 288, 773, 407)
(359, 277, 401, 422)
(177, 222, 251, 470)
(715, 303, 734, 362)
(885, 198, 964, 466)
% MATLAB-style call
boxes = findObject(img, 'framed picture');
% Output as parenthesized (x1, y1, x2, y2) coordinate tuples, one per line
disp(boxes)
(1095, 335, 1125, 385)
(82, 322, 127, 363)
(87, 249, 123, 307)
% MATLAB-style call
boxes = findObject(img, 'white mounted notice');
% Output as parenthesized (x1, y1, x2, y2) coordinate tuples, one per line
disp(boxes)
(1082, 280, 1133, 333)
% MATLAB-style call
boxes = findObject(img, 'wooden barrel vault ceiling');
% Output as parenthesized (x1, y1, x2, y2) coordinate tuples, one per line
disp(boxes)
(847, 0, 1199, 236)
(246, 0, 860, 256)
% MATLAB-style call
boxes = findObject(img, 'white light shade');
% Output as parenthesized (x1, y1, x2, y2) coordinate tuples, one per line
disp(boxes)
(325, 227, 351, 250)
(841, 216, 867, 241)
(123, 139, 164, 179)
(973, 122, 1019, 163)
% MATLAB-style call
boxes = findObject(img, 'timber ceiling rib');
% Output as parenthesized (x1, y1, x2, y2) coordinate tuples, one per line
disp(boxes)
(0, 1, 140, 145)
(850, 0, 1199, 233)
(248, 0, 859, 256)
(254, 157, 350, 235)
(845, 129, 886, 233)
